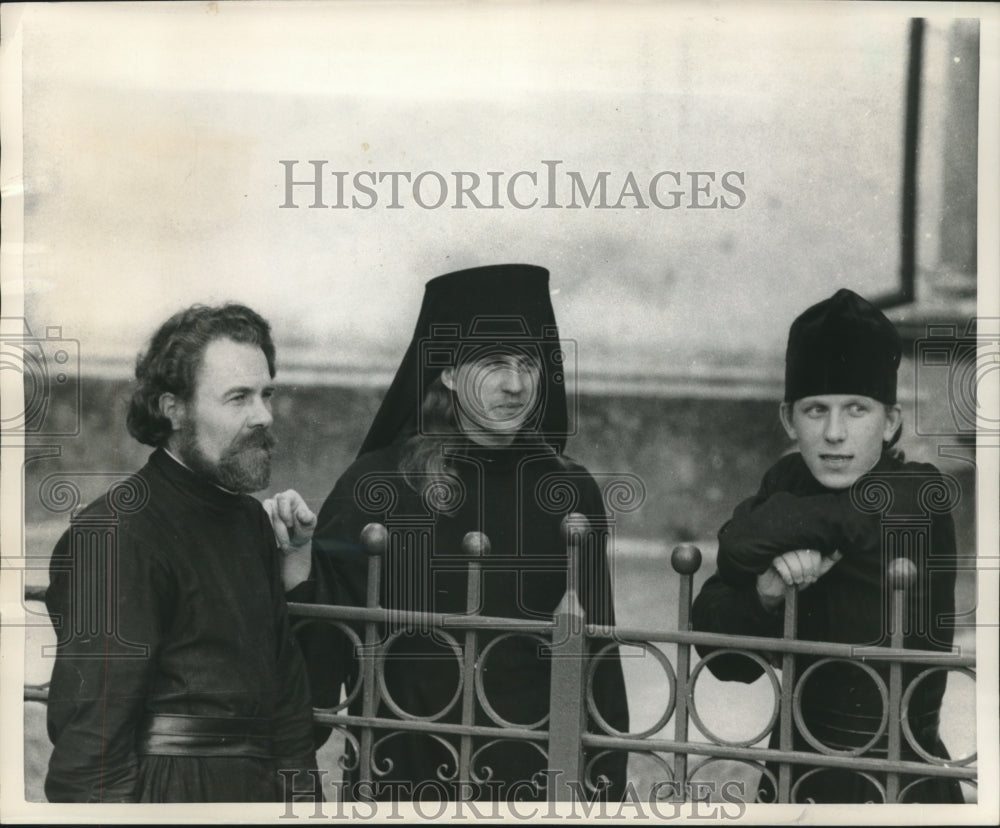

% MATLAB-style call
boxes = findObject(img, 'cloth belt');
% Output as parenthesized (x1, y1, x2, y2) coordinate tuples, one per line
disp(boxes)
(137, 713, 275, 759)
(801, 706, 941, 755)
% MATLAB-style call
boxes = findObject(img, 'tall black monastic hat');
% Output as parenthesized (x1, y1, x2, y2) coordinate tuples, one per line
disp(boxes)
(784, 288, 902, 404)
(358, 264, 569, 456)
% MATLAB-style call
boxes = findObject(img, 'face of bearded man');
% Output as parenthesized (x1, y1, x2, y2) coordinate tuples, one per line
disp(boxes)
(175, 415, 276, 493)
(170, 338, 277, 493)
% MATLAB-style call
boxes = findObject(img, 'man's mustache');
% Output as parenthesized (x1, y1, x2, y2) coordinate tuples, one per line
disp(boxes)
(229, 428, 276, 453)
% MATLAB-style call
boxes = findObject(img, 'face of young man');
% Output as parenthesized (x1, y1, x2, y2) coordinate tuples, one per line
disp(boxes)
(780, 394, 901, 490)
(168, 337, 276, 493)
(442, 350, 542, 446)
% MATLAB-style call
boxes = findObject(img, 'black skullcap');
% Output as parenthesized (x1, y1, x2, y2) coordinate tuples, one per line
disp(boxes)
(358, 264, 568, 456)
(784, 288, 902, 404)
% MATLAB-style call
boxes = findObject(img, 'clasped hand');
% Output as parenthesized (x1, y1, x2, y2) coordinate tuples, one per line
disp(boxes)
(756, 549, 843, 611)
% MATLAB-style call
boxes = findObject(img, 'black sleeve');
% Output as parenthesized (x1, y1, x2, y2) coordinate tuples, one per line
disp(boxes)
(44, 523, 173, 803)
(906, 502, 960, 720)
(716, 458, 881, 584)
(926, 507, 959, 653)
(909, 462, 961, 657)
(690, 573, 783, 683)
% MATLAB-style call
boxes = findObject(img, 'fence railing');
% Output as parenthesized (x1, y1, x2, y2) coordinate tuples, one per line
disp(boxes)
(23, 513, 977, 804)
(282, 514, 977, 803)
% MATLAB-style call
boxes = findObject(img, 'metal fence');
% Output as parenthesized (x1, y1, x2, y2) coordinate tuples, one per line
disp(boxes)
(283, 515, 977, 804)
(23, 513, 977, 805)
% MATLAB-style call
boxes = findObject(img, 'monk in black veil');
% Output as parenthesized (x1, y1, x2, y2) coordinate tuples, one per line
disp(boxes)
(285, 264, 629, 801)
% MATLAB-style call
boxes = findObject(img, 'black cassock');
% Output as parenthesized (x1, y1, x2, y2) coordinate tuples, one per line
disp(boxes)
(292, 263, 630, 801)
(691, 452, 964, 804)
(291, 436, 629, 801)
(45, 449, 316, 802)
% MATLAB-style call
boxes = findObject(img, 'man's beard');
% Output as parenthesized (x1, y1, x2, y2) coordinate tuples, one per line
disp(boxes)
(176, 422, 276, 494)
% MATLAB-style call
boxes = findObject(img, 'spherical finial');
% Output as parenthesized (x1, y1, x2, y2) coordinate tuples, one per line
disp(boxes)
(671, 544, 702, 575)
(360, 522, 388, 556)
(561, 512, 591, 546)
(888, 557, 918, 591)
(462, 531, 490, 557)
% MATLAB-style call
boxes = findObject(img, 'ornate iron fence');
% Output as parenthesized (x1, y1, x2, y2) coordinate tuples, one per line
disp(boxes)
(23, 513, 977, 804)
(282, 515, 977, 804)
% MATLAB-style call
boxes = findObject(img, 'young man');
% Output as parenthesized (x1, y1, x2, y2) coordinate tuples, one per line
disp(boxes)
(44, 304, 318, 802)
(691, 288, 962, 804)
(278, 264, 629, 802)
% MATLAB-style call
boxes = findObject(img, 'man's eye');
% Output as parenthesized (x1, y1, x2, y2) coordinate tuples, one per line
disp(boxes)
(849, 403, 869, 415)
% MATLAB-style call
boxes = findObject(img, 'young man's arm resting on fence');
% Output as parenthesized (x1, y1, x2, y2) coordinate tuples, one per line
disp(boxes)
(715, 454, 878, 584)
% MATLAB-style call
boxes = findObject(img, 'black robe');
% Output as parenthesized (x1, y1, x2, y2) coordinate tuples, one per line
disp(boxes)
(291, 437, 629, 801)
(44, 448, 316, 802)
(691, 452, 964, 804)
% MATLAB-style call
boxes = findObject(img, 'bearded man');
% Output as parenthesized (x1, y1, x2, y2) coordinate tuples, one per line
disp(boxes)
(44, 304, 318, 803)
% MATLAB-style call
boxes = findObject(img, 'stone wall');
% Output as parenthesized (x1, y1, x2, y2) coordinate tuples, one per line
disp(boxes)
(20, 377, 976, 557)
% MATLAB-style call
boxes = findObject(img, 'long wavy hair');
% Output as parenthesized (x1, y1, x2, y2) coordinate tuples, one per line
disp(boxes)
(397, 373, 569, 495)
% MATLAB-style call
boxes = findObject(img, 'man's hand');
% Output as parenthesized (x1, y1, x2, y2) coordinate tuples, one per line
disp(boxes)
(264, 489, 317, 548)
(755, 549, 843, 611)
(772, 548, 842, 588)
(263, 489, 317, 591)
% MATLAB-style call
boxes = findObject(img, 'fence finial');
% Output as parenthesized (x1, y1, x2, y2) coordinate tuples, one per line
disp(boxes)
(671, 544, 702, 575)
(360, 522, 388, 556)
(461, 531, 490, 557)
(561, 512, 590, 546)
(889, 556, 917, 591)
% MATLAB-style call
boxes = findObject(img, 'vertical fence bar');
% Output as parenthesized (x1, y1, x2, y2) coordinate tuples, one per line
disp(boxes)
(547, 514, 588, 802)
(671, 544, 702, 802)
(886, 557, 916, 803)
(777, 585, 798, 803)
(358, 523, 386, 786)
(458, 531, 487, 797)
